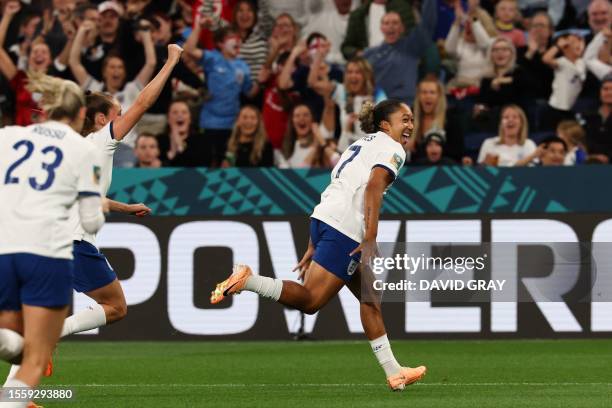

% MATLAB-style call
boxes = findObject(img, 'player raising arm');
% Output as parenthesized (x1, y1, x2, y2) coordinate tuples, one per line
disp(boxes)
(0, 73, 105, 407)
(61, 43, 185, 337)
(211, 99, 427, 391)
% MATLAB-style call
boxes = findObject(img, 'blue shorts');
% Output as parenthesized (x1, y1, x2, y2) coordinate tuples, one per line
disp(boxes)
(0, 253, 73, 310)
(73, 240, 116, 293)
(310, 218, 361, 283)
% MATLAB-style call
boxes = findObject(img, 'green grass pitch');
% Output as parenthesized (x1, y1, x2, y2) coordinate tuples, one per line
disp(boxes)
(2, 340, 611, 407)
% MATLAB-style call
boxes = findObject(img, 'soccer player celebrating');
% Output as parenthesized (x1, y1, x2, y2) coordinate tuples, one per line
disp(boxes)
(211, 99, 427, 390)
(2, 43, 183, 387)
(0, 73, 106, 407)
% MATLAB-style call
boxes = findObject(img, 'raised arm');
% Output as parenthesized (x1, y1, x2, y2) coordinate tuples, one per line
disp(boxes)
(184, 15, 211, 61)
(112, 44, 184, 141)
(278, 40, 306, 90)
(69, 20, 97, 86)
(134, 20, 157, 86)
(542, 40, 563, 69)
(0, 1, 21, 80)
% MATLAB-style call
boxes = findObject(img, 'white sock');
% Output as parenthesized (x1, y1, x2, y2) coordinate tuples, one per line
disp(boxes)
(370, 334, 402, 377)
(0, 378, 30, 408)
(3, 365, 20, 386)
(0, 329, 23, 362)
(244, 275, 283, 301)
(61, 304, 107, 337)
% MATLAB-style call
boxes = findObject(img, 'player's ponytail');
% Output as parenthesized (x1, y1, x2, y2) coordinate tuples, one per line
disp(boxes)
(359, 99, 405, 134)
(26, 72, 85, 121)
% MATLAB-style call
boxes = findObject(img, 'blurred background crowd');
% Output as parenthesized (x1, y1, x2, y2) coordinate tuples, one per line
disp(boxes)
(0, 0, 610, 169)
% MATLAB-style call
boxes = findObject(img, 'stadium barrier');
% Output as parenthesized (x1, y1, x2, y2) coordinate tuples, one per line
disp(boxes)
(71, 167, 612, 340)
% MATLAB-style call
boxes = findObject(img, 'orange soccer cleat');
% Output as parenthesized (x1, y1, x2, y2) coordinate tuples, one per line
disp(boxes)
(386, 366, 427, 391)
(27, 402, 43, 408)
(210, 264, 253, 304)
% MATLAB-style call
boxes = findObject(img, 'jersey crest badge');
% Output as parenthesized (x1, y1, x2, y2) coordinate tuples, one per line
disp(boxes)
(390, 153, 403, 170)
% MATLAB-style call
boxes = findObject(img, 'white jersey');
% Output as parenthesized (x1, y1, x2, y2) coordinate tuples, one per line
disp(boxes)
(311, 131, 406, 242)
(71, 123, 119, 243)
(0, 121, 102, 259)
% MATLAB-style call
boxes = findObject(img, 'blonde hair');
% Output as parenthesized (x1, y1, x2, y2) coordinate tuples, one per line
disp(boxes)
(344, 57, 375, 97)
(413, 79, 447, 145)
(26, 72, 85, 121)
(486, 37, 517, 76)
(557, 120, 586, 148)
(498, 104, 528, 145)
(227, 105, 269, 165)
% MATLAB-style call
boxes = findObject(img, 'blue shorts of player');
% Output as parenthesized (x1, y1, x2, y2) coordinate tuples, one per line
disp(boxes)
(310, 218, 361, 283)
(73, 240, 116, 293)
(0, 253, 73, 310)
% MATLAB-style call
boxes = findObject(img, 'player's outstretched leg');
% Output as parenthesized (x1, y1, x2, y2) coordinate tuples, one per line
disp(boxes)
(211, 262, 344, 315)
(61, 279, 126, 337)
(346, 267, 426, 391)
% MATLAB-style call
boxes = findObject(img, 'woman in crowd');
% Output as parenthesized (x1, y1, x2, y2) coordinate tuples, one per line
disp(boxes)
(474, 37, 532, 129)
(477, 104, 536, 166)
(224, 105, 274, 167)
(232, 0, 269, 81)
(330, 57, 387, 153)
(69, 19, 157, 145)
(411, 78, 465, 162)
(0, 1, 55, 125)
(444, 1, 497, 98)
(281, 103, 337, 168)
(157, 99, 207, 167)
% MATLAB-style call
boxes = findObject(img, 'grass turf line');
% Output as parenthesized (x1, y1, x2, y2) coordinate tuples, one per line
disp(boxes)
(1, 340, 610, 408)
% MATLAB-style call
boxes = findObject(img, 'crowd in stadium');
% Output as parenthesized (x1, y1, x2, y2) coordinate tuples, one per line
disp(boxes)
(0, 0, 610, 169)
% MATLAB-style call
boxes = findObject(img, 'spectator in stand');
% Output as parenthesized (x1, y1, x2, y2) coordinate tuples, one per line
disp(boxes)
(134, 133, 162, 168)
(264, 13, 299, 73)
(541, 31, 587, 129)
(445, 1, 497, 98)
(157, 99, 208, 167)
(478, 104, 537, 166)
(260, 51, 300, 150)
(232, 0, 269, 80)
(518, 0, 566, 28)
(516, 135, 569, 166)
(79, 1, 126, 80)
(586, 0, 611, 39)
(539, 136, 568, 165)
(0, 1, 55, 125)
(475, 37, 532, 128)
(494, 0, 526, 48)
(302, 0, 353, 65)
(277, 33, 343, 121)
(184, 17, 261, 166)
(517, 11, 555, 100)
(364, 0, 438, 104)
(411, 78, 466, 162)
(556, 119, 587, 164)
(69, 18, 157, 146)
(412, 128, 459, 165)
(328, 57, 387, 152)
(223, 105, 274, 167)
(280, 103, 336, 168)
(341, 0, 415, 60)
(584, 27, 611, 80)
(578, 0, 611, 99)
(582, 73, 612, 163)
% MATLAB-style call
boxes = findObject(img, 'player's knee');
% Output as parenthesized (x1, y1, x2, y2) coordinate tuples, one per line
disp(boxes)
(303, 298, 323, 315)
(105, 300, 127, 324)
